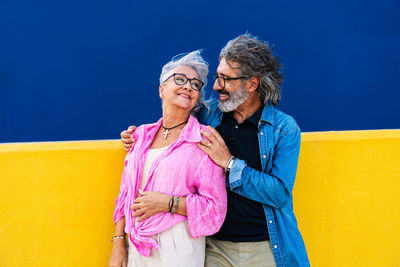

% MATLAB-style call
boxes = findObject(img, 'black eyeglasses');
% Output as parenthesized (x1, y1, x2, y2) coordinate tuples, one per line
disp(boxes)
(212, 73, 248, 89)
(163, 73, 204, 91)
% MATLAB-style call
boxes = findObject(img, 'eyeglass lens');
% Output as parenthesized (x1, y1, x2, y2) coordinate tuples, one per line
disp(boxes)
(213, 73, 225, 88)
(174, 74, 201, 91)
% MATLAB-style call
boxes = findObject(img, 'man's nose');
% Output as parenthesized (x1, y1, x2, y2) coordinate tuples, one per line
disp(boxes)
(213, 78, 222, 91)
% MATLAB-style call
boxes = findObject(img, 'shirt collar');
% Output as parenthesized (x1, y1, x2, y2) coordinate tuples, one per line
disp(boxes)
(247, 104, 264, 126)
(260, 102, 274, 125)
(224, 104, 265, 127)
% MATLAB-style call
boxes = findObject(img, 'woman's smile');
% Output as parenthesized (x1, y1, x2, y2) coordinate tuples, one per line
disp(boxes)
(177, 92, 192, 100)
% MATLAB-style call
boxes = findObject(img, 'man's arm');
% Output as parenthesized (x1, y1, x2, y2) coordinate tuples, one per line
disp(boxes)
(199, 125, 301, 209)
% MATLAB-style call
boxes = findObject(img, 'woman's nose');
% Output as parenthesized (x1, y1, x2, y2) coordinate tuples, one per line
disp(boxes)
(183, 81, 192, 91)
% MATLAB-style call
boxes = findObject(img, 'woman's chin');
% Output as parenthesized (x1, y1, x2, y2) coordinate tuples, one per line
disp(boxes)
(170, 101, 195, 112)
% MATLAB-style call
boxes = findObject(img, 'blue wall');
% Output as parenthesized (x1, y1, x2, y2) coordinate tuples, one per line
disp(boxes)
(1, 0, 399, 142)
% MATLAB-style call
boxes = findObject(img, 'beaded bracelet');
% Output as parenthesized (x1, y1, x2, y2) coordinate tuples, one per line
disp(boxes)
(111, 235, 125, 242)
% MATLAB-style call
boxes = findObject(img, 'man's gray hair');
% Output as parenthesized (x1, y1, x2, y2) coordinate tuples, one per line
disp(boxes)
(160, 50, 209, 112)
(219, 33, 283, 106)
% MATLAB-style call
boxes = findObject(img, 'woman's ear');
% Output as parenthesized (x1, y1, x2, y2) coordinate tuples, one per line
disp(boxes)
(159, 85, 164, 98)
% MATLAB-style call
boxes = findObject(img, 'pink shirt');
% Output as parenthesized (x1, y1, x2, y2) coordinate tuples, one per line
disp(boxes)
(113, 115, 227, 257)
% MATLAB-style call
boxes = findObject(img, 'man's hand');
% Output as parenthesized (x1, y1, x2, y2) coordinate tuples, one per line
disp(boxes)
(120, 126, 136, 151)
(198, 126, 232, 169)
(131, 190, 170, 222)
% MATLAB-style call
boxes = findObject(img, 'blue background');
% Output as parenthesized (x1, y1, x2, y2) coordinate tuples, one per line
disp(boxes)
(1, 0, 399, 142)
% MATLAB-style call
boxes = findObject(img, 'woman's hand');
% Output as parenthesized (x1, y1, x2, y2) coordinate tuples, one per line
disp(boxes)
(131, 190, 170, 222)
(109, 239, 127, 267)
(121, 126, 136, 151)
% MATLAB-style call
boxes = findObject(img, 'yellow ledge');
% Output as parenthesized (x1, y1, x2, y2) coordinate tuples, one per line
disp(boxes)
(0, 130, 399, 266)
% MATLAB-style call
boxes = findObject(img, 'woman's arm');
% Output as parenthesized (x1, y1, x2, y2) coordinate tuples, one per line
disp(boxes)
(185, 155, 227, 238)
(109, 218, 127, 267)
(131, 157, 227, 237)
(131, 191, 187, 221)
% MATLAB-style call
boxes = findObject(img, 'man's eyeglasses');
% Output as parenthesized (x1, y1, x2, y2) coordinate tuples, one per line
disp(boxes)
(163, 73, 204, 91)
(212, 73, 248, 89)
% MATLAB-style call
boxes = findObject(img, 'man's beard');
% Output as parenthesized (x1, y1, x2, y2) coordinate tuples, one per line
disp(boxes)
(218, 84, 249, 113)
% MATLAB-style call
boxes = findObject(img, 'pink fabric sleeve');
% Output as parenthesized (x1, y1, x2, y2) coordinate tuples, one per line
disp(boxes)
(113, 157, 129, 224)
(185, 155, 227, 238)
(113, 130, 139, 224)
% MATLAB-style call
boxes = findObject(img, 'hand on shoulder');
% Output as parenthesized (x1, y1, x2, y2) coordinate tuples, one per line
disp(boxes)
(121, 125, 136, 151)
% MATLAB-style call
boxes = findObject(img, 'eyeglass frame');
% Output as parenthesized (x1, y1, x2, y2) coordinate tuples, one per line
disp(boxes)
(163, 73, 204, 91)
(212, 73, 249, 89)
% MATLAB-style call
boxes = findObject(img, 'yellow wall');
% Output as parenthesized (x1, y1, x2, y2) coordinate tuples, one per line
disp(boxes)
(0, 130, 399, 266)
(296, 130, 400, 266)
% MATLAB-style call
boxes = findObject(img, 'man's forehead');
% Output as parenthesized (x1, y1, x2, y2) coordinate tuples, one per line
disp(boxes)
(217, 58, 240, 76)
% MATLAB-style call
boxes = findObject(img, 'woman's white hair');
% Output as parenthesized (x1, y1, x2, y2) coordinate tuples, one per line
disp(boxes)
(159, 50, 210, 112)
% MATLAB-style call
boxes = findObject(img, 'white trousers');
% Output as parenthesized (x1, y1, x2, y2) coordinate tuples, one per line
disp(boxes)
(128, 221, 205, 267)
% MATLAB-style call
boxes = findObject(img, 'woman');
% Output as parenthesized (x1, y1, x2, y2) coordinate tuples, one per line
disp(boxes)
(109, 51, 227, 267)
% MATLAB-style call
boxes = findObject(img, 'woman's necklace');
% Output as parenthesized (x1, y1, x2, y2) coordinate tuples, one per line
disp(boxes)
(161, 121, 188, 139)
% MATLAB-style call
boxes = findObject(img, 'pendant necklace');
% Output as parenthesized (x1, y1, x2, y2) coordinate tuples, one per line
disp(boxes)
(161, 121, 188, 139)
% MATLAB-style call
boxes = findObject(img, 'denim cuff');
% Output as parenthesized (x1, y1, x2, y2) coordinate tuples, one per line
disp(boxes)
(228, 158, 246, 190)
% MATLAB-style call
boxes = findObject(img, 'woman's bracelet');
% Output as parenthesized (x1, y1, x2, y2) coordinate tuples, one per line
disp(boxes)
(168, 195, 174, 212)
(111, 235, 125, 242)
(224, 156, 236, 173)
(171, 196, 179, 214)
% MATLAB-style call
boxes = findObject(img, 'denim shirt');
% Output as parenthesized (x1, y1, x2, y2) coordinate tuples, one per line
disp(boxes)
(197, 100, 310, 267)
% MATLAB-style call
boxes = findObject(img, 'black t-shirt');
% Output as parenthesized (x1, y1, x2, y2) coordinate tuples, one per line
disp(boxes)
(213, 106, 269, 242)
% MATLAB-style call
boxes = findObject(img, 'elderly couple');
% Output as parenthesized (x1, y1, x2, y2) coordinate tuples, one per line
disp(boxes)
(109, 34, 310, 267)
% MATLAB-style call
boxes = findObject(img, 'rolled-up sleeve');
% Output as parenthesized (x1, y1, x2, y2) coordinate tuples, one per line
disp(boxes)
(113, 159, 129, 224)
(185, 156, 227, 238)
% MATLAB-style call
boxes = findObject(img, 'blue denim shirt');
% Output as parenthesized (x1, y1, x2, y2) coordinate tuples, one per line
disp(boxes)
(197, 99, 310, 267)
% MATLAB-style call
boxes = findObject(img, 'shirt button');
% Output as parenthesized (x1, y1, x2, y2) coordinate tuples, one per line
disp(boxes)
(234, 125, 238, 129)
(260, 132, 264, 135)
(269, 220, 272, 224)
(274, 245, 278, 249)
(263, 155, 266, 158)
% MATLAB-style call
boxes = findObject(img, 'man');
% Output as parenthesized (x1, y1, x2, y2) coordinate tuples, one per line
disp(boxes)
(121, 34, 309, 266)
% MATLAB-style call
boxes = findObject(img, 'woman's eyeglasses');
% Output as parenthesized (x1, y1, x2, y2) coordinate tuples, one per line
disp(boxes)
(163, 73, 204, 91)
